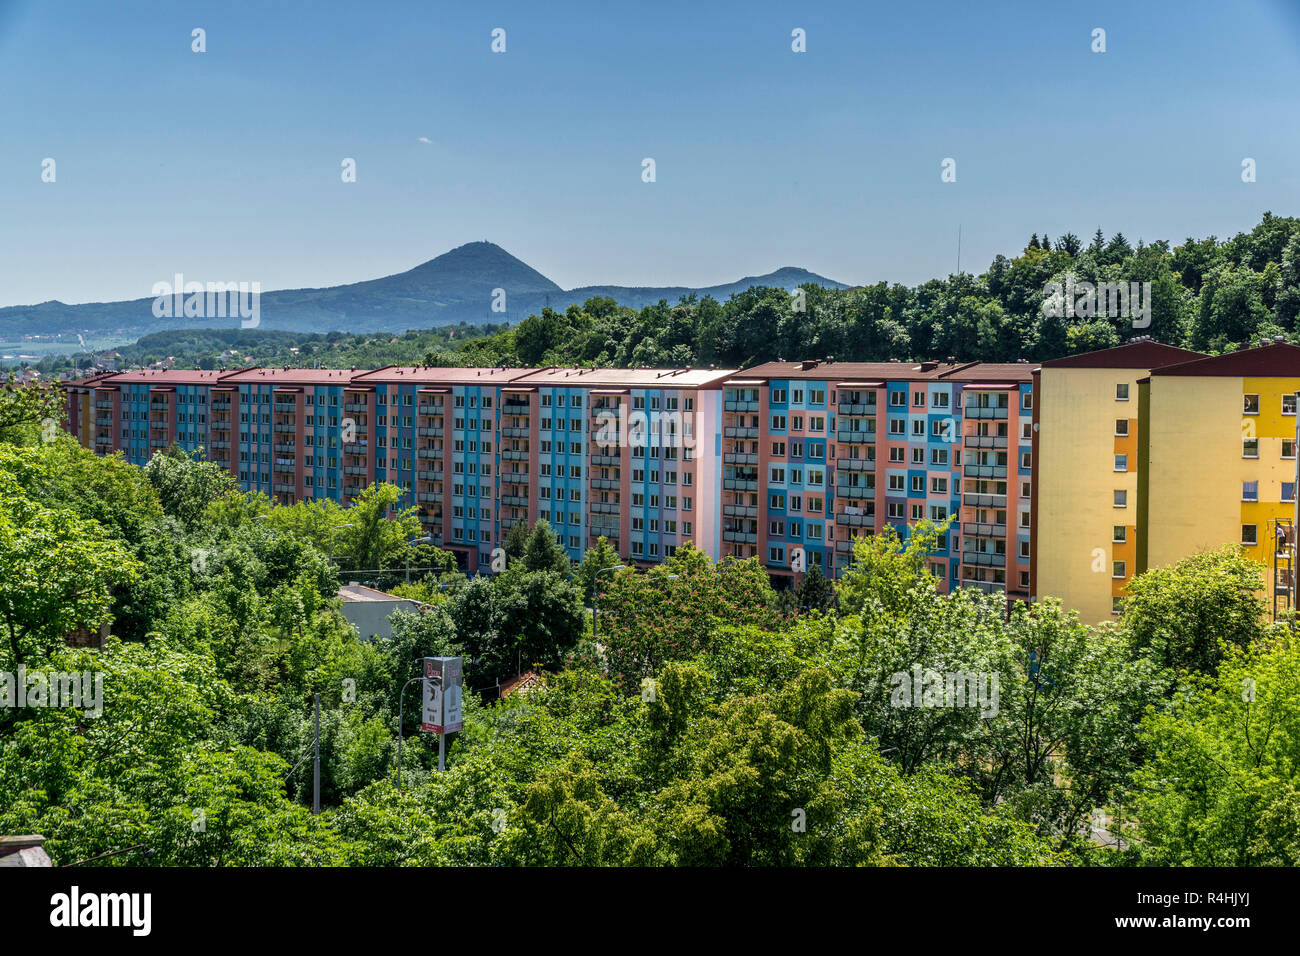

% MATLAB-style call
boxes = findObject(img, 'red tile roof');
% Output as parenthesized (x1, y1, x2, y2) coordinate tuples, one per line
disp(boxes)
(1040, 341, 1207, 370)
(1150, 342, 1300, 377)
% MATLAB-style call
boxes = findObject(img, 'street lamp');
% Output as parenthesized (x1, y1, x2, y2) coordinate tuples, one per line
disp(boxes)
(329, 522, 354, 566)
(592, 567, 679, 639)
(407, 533, 435, 584)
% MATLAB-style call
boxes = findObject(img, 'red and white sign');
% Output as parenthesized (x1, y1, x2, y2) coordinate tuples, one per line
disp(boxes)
(421, 656, 463, 734)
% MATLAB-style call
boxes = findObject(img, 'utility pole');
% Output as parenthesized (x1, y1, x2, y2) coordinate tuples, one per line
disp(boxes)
(312, 692, 320, 814)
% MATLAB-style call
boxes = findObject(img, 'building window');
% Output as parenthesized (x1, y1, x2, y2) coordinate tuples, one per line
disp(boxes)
(1284, 482, 1296, 503)
(1113, 525, 1126, 543)
(1112, 596, 1124, 615)
(1114, 489, 1127, 508)
(1115, 419, 1129, 437)
(1242, 524, 1258, 546)
(1113, 560, 1126, 579)
(1244, 394, 1260, 415)
(1243, 438, 1259, 458)
(1242, 481, 1259, 502)
(1114, 454, 1128, 472)
(1284, 439, 1296, 459)
(1116, 383, 1129, 401)
(1284, 394, 1297, 416)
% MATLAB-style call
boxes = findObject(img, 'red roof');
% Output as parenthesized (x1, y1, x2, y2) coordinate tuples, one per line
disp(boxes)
(1041, 341, 1206, 370)
(1149, 342, 1300, 378)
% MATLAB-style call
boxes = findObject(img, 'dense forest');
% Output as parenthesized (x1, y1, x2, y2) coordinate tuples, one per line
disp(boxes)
(0, 382, 1295, 866)
(30, 212, 1300, 377)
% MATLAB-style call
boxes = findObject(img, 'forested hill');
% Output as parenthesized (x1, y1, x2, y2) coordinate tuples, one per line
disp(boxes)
(0, 240, 845, 340)
(447, 213, 1300, 369)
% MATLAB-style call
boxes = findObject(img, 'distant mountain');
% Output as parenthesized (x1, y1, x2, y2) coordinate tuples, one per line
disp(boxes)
(0, 242, 848, 341)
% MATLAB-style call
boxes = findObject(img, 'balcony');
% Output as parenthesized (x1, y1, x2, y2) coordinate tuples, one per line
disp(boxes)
(416, 448, 439, 459)
(590, 501, 621, 515)
(273, 442, 295, 454)
(94, 416, 113, 427)
(343, 484, 363, 496)
(591, 453, 621, 466)
(417, 492, 441, 504)
(210, 440, 230, 450)
(274, 423, 297, 434)
(723, 531, 758, 544)
(964, 434, 1008, 449)
(835, 458, 875, 472)
(723, 452, 758, 465)
(344, 401, 368, 413)
(724, 478, 758, 491)
(149, 439, 168, 448)
(724, 426, 758, 439)
(962, 521, 1007, 538)
(837, 402, 876, 415)
(344, 466, 368, 476)
(590, 477, 620, 490)
(964, 406, 1008, 420)
(273, 483, 296, 495)
(501, 494, 529, 507)
(502, 450, 530, 461)
(417, 469, 443, 481)
(723, 504, 758, 518)
(94, 435, 113, 446)
(501, 427, 529, 438)
(419, 426, 444, 438)
(836, 482, 873, 499)
(417, 402, 444, 415)
(836, 430, 875, 444)
(961, 551, 1007, 568)
(274, 462, 296, 474)
(835, 513, 874, 528)
(962, 492, 1007, 508)
(94, 401, 114, 410)
(964, 464, 1007, 479)
(502, 401, 530, 415)
(725, 400, 759, 412)
(961, 579, 1006, 594)
(211, 399, 231, 410)
(273, 402, 297, 414)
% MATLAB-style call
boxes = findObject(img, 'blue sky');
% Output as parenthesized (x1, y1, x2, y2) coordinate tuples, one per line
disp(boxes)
(2, 0, 1299, 307)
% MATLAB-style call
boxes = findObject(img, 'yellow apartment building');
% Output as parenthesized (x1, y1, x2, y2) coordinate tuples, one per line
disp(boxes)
(1139, 341, 1300, 611)
(1032, 340, 1206, 622)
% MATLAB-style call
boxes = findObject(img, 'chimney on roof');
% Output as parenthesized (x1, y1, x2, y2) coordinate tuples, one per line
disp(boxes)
(799, 360, 818, 371)
(918, 361, 939, 372)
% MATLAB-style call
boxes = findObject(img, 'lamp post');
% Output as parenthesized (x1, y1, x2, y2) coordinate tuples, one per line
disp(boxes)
(407, 534, 435, 584)
(592, 567, 678, 639)
(394, 674, 423, 793)
(329, 522, 354, 566)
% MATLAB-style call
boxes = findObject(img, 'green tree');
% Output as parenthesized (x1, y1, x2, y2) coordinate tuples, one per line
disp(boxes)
(1122, 546, 1265, 675)
(574, 535, 622, 604)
